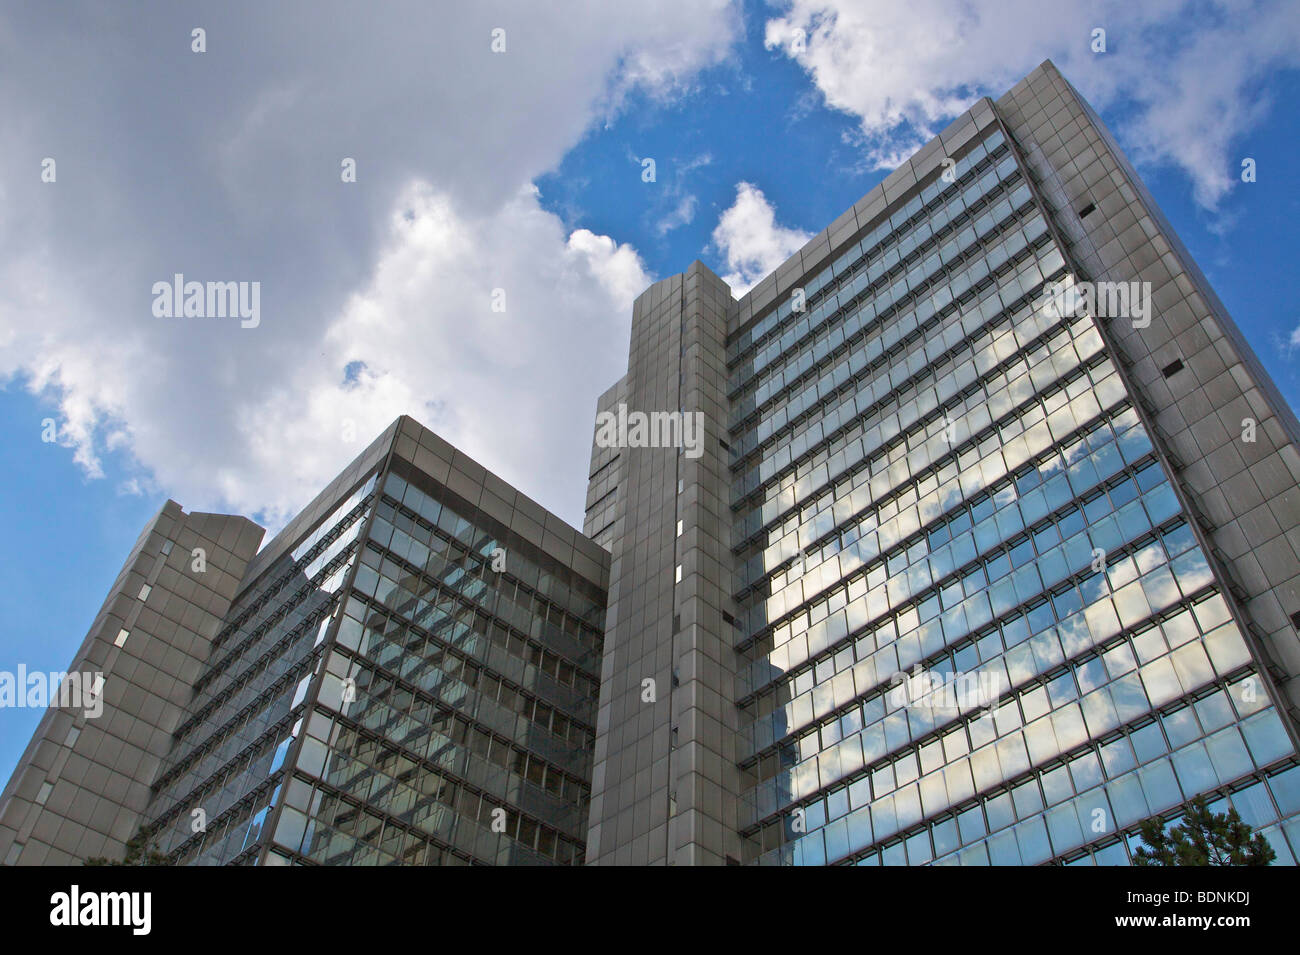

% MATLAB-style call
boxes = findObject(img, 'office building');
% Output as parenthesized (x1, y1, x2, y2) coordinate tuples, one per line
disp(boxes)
(582, 60, 1300, 865)
(0, 417, 608, 865)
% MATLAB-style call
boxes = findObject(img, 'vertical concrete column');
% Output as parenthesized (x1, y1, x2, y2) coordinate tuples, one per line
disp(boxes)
(586, 262, 743, 864)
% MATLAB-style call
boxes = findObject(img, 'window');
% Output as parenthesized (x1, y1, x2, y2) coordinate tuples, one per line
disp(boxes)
(160, 539, 173, 555)
(138, 584, 151, 601)
(114, 629, 129, 647)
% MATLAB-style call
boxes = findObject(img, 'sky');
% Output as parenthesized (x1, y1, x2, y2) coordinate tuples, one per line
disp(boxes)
(1, 0, 1298, 789)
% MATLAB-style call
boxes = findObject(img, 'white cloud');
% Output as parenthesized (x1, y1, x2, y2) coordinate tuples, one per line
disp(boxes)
(646, 151, 712, 237)
(763, 0, 1300, 211)
(241, 182, 650, 532)
(711, 182, 814, 294)
(0, 1, 739, 531)
(655, 194, 699, 236)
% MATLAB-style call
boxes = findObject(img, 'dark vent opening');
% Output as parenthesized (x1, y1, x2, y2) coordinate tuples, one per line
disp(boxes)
(1290, 610, 1300, 631)
(1078, 202, 1096, 218)
(720, 439, 731, 451)
(722, 610, 737, 627)
(672, 614, 681, 633)
(1161, 359, 1185, 378)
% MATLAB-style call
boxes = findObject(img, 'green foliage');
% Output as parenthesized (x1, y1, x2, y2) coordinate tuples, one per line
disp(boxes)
(1134, 796, 1275, 866)
(83, 824, 173, 866)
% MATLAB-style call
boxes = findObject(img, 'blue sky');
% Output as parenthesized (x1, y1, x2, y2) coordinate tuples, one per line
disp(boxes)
(1, 0, 1298, 788)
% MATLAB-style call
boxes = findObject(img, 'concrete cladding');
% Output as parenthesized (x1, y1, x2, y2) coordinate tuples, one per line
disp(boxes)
(0, 504, 263, 865)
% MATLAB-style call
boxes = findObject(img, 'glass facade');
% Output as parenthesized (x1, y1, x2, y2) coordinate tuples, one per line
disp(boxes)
(141, 437, 605, 866)
(143, 477, 376, 864)
(726, 124, 1300, 864)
